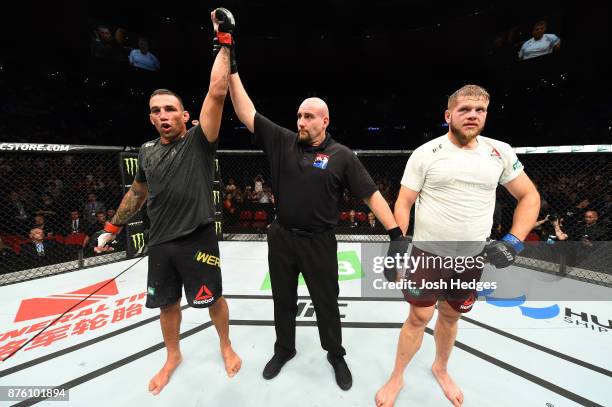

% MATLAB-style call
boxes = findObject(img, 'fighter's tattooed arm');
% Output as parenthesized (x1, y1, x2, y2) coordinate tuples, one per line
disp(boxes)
(111, 180, 148, 225)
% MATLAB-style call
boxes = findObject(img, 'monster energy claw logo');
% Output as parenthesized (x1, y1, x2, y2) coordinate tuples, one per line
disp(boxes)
(131, 233, 145, 250)
(213, 190, 221, 204)
(124, 158, 139, 176)
(215, 221, 222, 235)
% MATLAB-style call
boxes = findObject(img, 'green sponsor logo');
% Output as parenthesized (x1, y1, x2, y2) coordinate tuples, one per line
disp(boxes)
(260, 251, 362, 290)
(546, 146, 559, 153)
(406, 287, 422, 297)
(124, 157, 139, 176)
(147, 286, 155, 295)
(571, 145, 584, 152)
(525, 147, 537, 153)
(597, 145, 611, 152)
(512, 159, 523, 171)
(213, 190, 221, 204)
(131, 233, 145, 250)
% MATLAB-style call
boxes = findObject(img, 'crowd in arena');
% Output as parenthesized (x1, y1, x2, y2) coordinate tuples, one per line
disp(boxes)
(1, 150, 610, 274)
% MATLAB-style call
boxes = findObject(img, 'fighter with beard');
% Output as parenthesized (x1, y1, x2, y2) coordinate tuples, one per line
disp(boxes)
(374, 85, 540, 407)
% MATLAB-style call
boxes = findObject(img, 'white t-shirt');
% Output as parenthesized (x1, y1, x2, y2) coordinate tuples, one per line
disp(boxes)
(129, 49, 160, 71)
(401, 134, 523, 254)
(518, 34, 560, 60)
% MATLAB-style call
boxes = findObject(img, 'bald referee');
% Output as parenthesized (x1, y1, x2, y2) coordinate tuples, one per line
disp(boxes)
(93, 10, 241, 395)
(227, 56, 404, 389)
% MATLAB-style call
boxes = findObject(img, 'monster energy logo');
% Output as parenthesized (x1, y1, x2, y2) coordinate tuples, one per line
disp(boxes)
(214, 158, 219, 172)
(215, 221, 222, 235)
(131, 233, 145, 250)
(124, 158, 139, 176)
(213, 190, 221, 204)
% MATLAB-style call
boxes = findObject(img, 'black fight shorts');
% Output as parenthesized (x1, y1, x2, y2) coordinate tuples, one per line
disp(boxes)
(146, 223, 222, 309)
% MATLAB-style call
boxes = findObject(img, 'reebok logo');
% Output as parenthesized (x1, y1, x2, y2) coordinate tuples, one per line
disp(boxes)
(13, 279, 119, 323)
(193, 285, 214, 305)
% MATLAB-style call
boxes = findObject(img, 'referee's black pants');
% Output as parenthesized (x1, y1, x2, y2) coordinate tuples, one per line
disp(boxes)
(267, 220, 346, 358)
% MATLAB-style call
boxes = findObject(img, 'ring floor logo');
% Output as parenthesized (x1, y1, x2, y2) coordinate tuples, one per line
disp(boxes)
(477, 288, 560, 319)
(260, 251, 362, 290)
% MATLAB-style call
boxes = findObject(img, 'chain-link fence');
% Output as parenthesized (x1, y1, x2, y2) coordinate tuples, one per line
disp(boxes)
(0, 144, 127, 284)
(2, 143, 610, 287)
(217, 146, 611, 284)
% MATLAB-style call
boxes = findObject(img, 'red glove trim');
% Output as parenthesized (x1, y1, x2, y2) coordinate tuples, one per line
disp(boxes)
(104, 222, 123, 235)
(216, 32, 233, 46)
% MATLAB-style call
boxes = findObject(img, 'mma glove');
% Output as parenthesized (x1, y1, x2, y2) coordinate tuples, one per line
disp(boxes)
(484, 233, 524, 269)
(212, 8, 238, 74)
(383, 227, 411, 282)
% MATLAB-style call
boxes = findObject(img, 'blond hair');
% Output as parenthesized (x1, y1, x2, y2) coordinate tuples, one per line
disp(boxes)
(447, 85, 490, 109)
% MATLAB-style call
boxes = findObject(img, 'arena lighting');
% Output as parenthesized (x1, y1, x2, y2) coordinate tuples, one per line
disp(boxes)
(366, 127, 380, 132)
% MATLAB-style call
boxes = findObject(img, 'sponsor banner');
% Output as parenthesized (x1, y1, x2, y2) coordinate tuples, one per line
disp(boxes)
(514, 145, 612, 154)
(0, 143, 125, 153)
(213, 156, 222, 240)
(119, 152, 146, 257)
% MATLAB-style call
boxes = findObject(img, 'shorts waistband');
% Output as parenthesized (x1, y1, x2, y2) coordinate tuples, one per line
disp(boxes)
(276, 220, 332, 237)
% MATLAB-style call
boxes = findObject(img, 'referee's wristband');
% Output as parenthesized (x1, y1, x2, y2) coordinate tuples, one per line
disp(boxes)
(103, 222, 123, 235)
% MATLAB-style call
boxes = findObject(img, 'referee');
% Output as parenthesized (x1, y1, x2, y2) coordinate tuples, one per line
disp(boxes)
(228, 64, 402, 389)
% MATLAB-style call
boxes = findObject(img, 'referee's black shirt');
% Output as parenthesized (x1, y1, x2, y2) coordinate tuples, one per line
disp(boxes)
(254, 113, 377, 231)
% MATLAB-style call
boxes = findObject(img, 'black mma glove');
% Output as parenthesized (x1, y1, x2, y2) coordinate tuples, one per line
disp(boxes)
(383, 227, 411, 282)
(212, 7, 238, 74)
(484, 233, 524, 269)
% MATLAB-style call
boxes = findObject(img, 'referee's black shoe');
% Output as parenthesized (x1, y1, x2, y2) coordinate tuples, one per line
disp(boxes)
(327, 354, 352, 390)
(262, 350, 296, 379)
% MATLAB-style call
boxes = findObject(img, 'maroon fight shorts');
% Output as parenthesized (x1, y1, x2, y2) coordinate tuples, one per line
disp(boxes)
(401, 246, 483, 313)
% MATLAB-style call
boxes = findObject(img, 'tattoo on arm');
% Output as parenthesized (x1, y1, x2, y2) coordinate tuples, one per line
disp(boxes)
(111, 186, 147, 225)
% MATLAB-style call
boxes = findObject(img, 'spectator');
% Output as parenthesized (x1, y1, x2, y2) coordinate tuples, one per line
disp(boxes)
(20, 228, 66, 267)
(91, 24, 120, 68)
(88, 211, 107, 235)
(106, 208, 116, 221)
(552, 209, 607, 267)
(129, 37, 160, 72)
(6, 191, 29, 233)
(518, 21, 560, 61)
(35, 194, 58, 228)
(225, 178, 237, 194)
(343, 209, 359, 228)
(365, 211, 383, 231)
(258, 186, 273, 204)
(555, 209, 606, 243)
(32, 214, 55, 237)
(233, 187, 244, 204)
(223, 193, 236, 215)
(83, 193, 106, 225)
(65, 210, 86, 234)
(244, 185, 256, 202)
(253, 174, 264, 194)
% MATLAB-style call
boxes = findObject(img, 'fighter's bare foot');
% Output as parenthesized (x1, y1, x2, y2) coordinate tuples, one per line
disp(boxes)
(148, 354, 182, 396)
(221, 345, 242, 377)
(432, 365, 463, 406)
(374, 376, 404, 407)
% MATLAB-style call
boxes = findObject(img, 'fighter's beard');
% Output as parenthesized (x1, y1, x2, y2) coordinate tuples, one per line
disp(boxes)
(450, 122, 480, 145)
